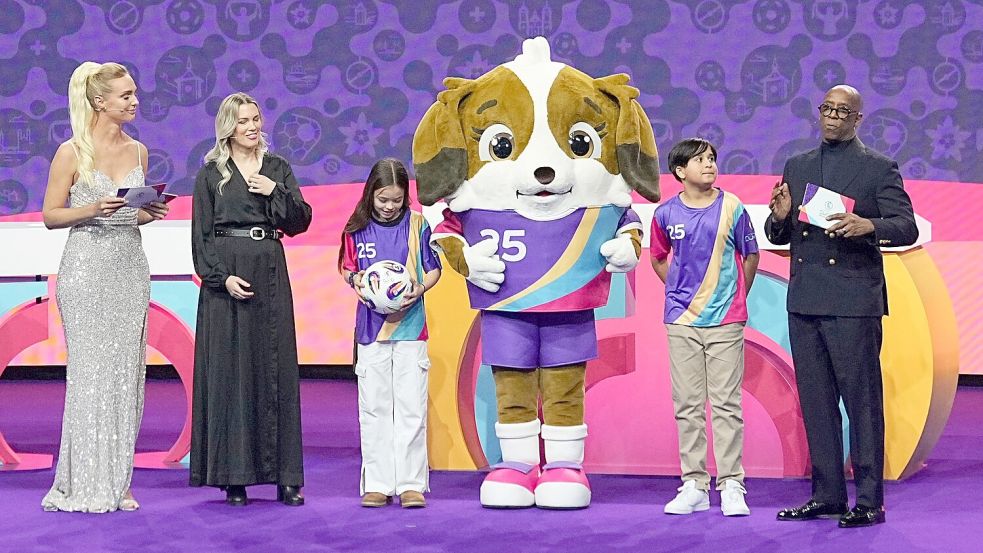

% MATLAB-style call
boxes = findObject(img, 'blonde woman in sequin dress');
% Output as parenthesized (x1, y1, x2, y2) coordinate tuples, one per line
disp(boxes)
(40, 62, 169, 513)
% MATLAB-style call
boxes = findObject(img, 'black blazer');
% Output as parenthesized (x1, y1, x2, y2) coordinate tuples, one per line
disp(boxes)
(764, 138, 918, 317)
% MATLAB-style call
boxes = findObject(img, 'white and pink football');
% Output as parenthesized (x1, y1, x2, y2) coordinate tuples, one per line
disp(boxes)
(361, 260, 413, 315)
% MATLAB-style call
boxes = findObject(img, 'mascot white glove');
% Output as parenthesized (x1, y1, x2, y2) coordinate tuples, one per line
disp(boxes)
(600, 234, 639, 273)
(463, 237, 506, 292)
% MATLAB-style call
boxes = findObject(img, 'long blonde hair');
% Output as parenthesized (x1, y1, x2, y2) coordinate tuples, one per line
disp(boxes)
(204, 92, 269, 193)
(67, 61, 130, 184)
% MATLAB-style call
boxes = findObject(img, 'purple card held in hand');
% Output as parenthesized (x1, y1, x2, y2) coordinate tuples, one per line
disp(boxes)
(116, 183, 167, 207)
(798, 183, 855, 230)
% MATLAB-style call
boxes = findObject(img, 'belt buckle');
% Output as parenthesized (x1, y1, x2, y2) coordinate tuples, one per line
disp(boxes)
(249, 227, 266, 241)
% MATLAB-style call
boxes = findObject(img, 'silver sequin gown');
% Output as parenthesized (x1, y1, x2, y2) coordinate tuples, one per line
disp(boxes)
(41, 165, 151, 513)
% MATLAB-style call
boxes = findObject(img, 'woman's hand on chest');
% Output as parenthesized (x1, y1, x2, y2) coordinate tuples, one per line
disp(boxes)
(246, 172, 277, 196)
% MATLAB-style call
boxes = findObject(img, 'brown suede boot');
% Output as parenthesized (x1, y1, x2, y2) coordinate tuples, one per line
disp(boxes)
(399, 490, 426, 508)
(361, 492, 392, 507)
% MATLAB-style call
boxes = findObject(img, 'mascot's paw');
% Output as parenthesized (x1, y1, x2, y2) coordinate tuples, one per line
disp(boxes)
(480, 462, 540, 509)
(600, 235, 639, 273)
(534, 462, 592, 510)
(464, 237, 506, 292)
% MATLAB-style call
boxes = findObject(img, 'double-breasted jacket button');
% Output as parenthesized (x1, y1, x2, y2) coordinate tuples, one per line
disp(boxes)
(802, 230, 809, 237)
(797, 258, 803, 263)
(828, 258, 836, 265)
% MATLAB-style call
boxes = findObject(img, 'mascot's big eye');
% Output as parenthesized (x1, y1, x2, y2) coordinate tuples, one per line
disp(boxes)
(569, 132, 592, 157)
(491, 135, 513, 159)
(568, 122, 604, 159)
(476, 124, 515, 161)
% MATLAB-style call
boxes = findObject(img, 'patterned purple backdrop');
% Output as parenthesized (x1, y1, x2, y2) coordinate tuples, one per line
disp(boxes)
(1, 0, 982, 215)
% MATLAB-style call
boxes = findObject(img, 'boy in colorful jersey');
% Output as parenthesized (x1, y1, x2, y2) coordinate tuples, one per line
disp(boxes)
(650, 138, 760, 517)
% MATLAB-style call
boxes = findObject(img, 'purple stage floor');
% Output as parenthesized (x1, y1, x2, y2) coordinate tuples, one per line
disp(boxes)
(1, 379, 980, 553)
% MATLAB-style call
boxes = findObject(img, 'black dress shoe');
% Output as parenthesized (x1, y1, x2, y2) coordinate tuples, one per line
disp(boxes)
(225, 485, 248, 506)
(777, 499, 848, 521)
(838, 505, 886, 528)
(277, 485, 305, 506)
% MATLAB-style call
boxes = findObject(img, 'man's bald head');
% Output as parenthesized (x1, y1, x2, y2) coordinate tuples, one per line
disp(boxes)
(826, 85, 863, 111)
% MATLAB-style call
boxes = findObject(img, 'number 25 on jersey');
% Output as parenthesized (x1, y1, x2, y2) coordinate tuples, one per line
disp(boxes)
(479, 229, 527, 262)
(356, 242, 377, 259)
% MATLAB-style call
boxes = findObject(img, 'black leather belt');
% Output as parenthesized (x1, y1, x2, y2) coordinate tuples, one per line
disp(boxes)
(214, 226, 283, 240)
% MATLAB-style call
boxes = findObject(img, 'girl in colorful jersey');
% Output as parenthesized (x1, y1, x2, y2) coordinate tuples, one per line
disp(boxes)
(339, 158, 442, 508)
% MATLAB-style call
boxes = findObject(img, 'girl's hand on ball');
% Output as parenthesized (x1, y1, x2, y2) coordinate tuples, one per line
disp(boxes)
(352, 272, 369, 303)
(399, 281, 424, 309)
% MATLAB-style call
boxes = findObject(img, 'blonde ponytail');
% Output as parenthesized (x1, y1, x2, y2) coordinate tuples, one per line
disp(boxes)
(67, 61, 130, 183)
(204, 92, 269, 194)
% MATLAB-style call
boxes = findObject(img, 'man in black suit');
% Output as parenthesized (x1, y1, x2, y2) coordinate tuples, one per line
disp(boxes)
(767, 85, 918, 528)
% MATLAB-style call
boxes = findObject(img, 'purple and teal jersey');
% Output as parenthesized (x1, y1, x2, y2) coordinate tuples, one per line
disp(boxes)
(342, 210, 441, 345)
(434, 206, 641, 312)
(650, 190, 758, 327)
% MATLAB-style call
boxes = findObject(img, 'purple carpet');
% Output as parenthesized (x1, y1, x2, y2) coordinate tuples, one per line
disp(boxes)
(1, 379, 980, 553)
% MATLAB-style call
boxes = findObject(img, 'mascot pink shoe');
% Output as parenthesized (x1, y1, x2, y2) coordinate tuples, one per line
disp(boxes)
(480, 420, 541, 508)
(535, 424, 591, 509)
(535, 463, 591, 509)
(480, 463, 541, 508)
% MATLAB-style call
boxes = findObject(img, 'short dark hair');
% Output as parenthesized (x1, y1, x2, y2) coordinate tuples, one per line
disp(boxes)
(667, 138, 718, 182)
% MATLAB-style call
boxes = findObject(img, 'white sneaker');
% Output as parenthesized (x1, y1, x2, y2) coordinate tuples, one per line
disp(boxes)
(720, 480, 750, 516)
(664, 480, 710, 514)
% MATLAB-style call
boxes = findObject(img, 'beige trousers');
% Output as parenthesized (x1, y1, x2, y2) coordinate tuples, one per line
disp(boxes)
(665, 323, 746, 491)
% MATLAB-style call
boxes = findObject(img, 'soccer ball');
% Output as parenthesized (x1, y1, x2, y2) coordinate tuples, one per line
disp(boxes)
(361, 260, 413, 315)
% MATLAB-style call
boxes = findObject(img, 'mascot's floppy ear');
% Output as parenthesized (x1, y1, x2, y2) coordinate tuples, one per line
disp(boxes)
(413, 77, 476, 206)
(595, 74, 661, 203)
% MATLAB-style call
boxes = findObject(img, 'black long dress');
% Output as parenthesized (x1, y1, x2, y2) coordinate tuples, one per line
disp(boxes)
(189, 153, 312, 488)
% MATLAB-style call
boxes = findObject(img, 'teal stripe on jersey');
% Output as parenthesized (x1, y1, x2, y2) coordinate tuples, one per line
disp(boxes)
(388, 300, 427, 341)
(691, 201, 743, 327)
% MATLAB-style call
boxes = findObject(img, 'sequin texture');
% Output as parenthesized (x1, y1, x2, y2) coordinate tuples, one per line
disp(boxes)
(41, 166, 151, 513)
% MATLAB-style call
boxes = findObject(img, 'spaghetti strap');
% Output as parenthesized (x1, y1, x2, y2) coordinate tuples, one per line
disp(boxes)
(135, 141, 141, 166)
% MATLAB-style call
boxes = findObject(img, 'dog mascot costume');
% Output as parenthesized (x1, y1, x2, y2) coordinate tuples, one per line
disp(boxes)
(413, 37, 660, 509)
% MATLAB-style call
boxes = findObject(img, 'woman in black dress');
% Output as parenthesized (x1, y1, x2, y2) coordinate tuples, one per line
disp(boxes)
(189, 92, 312, 506)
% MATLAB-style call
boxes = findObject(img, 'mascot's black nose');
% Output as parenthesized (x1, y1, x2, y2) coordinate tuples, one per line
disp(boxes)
(534, 167, 555, 185)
